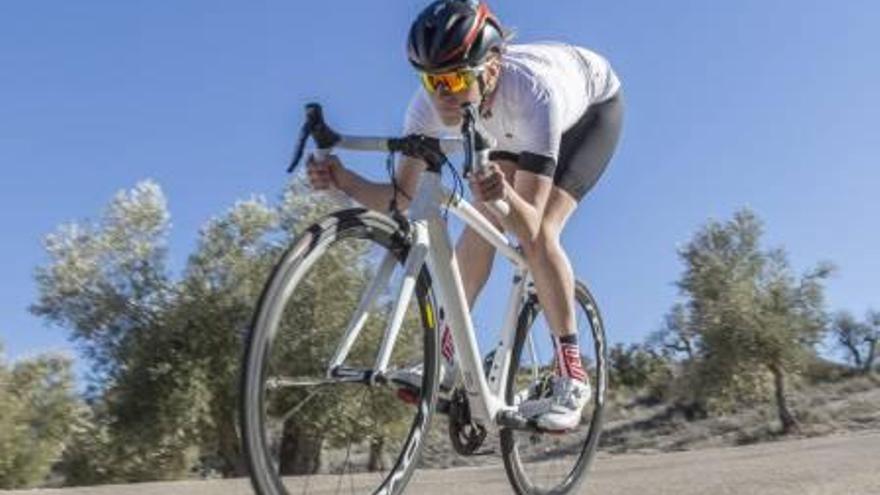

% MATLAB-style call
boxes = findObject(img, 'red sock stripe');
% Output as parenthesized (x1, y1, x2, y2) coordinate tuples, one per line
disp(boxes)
(553, 337, 586, 382)
(562, 345, 587, 381)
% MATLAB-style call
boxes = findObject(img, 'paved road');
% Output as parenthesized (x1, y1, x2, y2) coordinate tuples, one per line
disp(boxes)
(7, 431, 879, 495)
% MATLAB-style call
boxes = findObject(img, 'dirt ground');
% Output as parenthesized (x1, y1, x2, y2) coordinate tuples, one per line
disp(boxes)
(8, 430, 878, 495)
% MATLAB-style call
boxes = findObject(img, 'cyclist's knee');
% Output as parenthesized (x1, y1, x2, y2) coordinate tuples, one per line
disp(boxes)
(540, 218, 565, 243)
(521, 222, 562, 259)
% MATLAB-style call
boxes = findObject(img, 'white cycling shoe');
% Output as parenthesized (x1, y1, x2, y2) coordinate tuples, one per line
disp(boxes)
(517, 375, 592, 432)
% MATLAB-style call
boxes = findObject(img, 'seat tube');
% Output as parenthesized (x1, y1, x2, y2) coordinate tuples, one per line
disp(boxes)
(487, 268, 528, 396)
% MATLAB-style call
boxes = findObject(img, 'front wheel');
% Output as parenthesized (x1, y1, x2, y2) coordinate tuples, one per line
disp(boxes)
(500, 281, 608, 495)
(240, 208, 439, 495)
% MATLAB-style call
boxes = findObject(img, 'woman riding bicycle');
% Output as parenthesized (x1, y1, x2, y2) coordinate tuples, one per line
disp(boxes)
(307, 0, 623, 431)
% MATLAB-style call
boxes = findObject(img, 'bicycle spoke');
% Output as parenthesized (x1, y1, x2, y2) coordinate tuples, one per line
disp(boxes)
(276, 387, 323, 427)
(343, 406, 360, 492)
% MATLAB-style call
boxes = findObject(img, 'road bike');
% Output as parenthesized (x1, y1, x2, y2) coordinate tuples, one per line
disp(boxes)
(240, 102, 608, 494)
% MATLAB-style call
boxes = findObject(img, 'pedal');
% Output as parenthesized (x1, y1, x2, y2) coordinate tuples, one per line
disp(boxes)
(496, 410, 539, 432)
(496, 410, 572, 434)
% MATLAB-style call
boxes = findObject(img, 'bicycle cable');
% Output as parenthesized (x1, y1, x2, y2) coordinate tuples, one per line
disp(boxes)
(385, 150, 412, 231)
(442, 155, 465, 221)
(384, 141, 464, 222)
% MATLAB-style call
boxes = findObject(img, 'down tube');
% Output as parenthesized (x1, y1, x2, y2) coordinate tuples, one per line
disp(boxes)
(423, 217, 507, 423)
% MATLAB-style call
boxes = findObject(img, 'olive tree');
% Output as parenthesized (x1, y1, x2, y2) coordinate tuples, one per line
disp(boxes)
(667, 209, 831, 433)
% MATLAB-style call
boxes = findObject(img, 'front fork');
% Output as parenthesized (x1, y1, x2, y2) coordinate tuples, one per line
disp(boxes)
(326, 221, 430, 384)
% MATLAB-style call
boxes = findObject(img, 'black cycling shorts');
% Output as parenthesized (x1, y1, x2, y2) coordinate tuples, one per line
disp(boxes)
(490, 92, 624, 202)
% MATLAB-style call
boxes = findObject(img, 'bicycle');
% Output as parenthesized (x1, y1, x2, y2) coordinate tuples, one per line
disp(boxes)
(240, 102, 608, 495)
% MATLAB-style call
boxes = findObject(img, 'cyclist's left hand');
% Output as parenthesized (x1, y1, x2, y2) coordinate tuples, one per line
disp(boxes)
(469, 162, 509, 202)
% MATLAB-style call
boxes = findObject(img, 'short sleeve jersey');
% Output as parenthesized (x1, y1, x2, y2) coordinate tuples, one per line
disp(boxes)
(403, 42, 621, 170)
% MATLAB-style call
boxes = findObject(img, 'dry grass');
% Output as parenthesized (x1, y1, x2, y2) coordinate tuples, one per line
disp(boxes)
(600, 372, 880, 454)
(413, 372, 880, 468)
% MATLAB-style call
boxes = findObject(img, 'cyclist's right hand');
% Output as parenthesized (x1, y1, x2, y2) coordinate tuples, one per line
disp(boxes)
(306, 154, 346, 191)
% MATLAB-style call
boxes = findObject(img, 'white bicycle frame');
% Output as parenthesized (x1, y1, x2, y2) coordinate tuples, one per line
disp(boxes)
(319, 137, 534, 426)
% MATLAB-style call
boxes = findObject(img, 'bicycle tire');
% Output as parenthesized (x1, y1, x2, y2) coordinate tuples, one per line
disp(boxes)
(240, 208, 439, 495)
(500, 280, 608, 495)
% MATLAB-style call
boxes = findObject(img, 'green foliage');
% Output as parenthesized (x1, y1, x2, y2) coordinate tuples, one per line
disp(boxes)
(30, 180, 197, 482)
(31, 180, 171, 381)
(608, 343, 672, 400)
(0, 343, 80, 489)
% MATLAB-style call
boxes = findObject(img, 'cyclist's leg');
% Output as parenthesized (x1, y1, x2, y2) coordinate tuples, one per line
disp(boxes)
(519, 93, 623, 342)
(518, 187, 578, 341)
(516, 94, 622, 427)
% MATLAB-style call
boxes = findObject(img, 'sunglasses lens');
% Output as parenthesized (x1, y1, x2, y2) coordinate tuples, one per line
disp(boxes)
(420, 71, 474, 94)
(446, 73, 467, 92)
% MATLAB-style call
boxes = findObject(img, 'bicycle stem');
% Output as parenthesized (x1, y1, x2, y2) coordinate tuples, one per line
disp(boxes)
(461, 103, 511, 217)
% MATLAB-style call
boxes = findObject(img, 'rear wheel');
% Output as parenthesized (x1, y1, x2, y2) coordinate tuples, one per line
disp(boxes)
(500, 281, 608, 495)
(240, 208, 439, 495)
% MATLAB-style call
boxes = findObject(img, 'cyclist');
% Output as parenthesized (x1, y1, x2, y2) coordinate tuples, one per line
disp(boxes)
(307, 0, 623, 431)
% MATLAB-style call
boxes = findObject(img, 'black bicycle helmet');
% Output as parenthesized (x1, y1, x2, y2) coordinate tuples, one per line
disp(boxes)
(407, 0, 505, 73)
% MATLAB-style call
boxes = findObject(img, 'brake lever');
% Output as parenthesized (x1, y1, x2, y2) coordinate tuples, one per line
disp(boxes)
(287, 121, 311, 173)
(287, 103, 341, 174)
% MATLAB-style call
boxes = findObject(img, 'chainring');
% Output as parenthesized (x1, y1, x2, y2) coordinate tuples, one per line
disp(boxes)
(447, 387, 488, 456)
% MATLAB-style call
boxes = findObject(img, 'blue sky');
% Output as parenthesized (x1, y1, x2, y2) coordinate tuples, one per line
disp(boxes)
(2, 1, 879, 372)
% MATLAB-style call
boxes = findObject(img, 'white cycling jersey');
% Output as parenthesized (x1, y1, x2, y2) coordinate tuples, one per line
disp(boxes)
(403, 42, 621, 164)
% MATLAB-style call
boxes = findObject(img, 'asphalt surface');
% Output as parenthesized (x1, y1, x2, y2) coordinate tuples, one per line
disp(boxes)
(6, 431, 879, 495)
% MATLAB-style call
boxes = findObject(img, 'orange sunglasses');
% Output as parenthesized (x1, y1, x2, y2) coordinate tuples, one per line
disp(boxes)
(419, 68, 482, 94)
